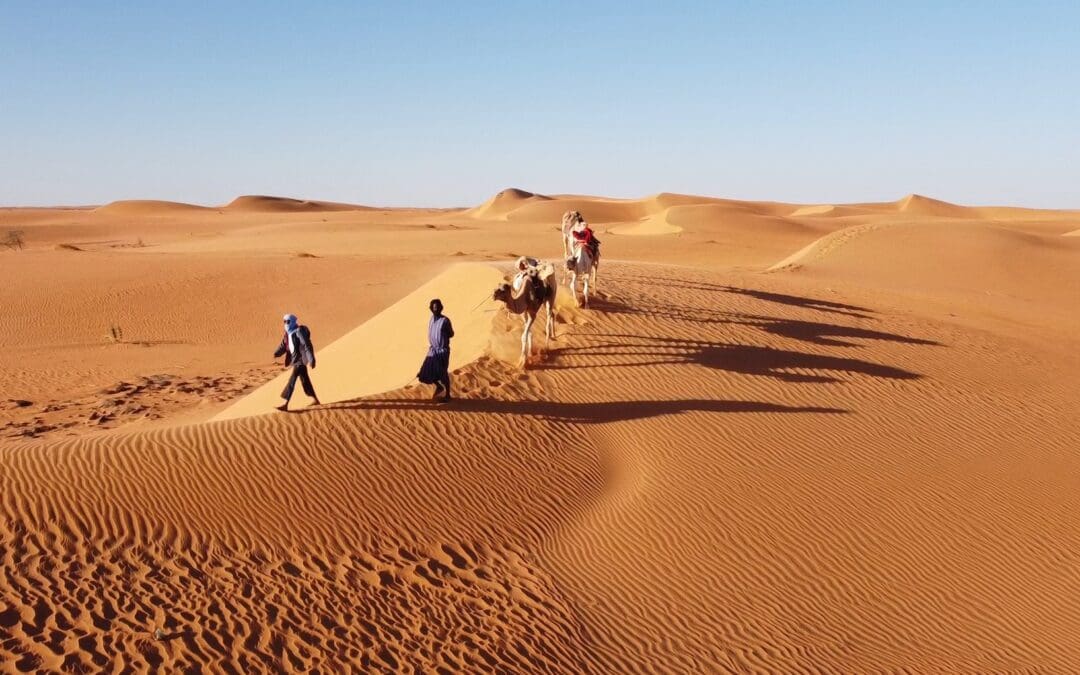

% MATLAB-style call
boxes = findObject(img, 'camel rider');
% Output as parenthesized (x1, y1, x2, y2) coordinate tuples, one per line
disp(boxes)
(571, 220, 600, 261)
(512, 255, 541, 291)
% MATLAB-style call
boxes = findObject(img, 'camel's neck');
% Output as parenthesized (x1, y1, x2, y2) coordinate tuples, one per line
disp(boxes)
(503, 283, 539, 312)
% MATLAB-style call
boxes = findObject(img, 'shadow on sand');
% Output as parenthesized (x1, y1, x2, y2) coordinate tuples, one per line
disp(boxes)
(322, 397, 847, 422)
(544, 334, 923, 383)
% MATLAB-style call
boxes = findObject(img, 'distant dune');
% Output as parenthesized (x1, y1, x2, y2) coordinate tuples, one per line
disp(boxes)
(894, 193, 975, 218)
(465, 188, 553, 219)
(790, 204, 836, 217)
(224, 195, 372, 213)
(92, 199, 212, 215)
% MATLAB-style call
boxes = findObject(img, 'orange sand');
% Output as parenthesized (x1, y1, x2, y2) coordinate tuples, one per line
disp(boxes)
(1, 191, 1079, 671)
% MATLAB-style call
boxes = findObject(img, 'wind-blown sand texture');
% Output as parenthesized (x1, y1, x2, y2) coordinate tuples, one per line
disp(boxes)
(1, 190, 1079, 672)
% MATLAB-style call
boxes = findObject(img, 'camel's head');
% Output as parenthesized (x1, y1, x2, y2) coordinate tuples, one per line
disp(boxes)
(493, 283, 511, 303)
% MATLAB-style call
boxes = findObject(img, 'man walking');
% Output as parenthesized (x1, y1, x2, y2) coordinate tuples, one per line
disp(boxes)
(274, 313, 320, 412)
(417, 299, 454, 402)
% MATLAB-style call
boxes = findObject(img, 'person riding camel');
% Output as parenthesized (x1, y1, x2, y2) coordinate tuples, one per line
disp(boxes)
(570, 219, 600, 263)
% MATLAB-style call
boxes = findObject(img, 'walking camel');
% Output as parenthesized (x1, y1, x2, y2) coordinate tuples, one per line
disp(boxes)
(492, 264, 558, 367)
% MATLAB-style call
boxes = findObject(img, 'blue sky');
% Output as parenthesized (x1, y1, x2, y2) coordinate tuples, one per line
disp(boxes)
(2, 1, 1077, 207)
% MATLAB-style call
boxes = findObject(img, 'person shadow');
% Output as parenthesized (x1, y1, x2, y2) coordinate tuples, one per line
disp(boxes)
(324, 396, 848, 422)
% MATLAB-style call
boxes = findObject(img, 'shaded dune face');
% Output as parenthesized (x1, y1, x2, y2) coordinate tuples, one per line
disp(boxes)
(1, 191, 1079, 671)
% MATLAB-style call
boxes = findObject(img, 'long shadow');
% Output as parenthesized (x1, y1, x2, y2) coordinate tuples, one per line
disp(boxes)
(547, 334, 922, 383)
(587, 295, 734, 325)
(719, 286, 873, 318)
(322, 397, 847, 422)
(735, 315, 941, 348)
(619, 274, 874, 318)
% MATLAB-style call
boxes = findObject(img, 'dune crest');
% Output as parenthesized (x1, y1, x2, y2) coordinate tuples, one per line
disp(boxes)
(224, 195, 371, 212)
(790, 204, 836, 217)
(895, 193, 973, 218)
(465, 188, 552, 219)
(92, 199, 211, 214)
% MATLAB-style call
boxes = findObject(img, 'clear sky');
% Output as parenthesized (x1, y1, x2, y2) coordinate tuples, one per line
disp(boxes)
(2, 1, 1077, 208)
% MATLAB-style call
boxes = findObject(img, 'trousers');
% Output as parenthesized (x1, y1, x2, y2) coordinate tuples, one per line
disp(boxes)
(281, 364, 316, 401)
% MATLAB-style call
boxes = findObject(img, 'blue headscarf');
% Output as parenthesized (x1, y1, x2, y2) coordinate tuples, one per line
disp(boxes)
(283, 313, 299, 335)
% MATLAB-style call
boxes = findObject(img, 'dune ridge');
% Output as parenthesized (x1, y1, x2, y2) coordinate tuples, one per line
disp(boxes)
(92, 200, 213, 215)
(224, 195, 373, 213)
(895, 193, 974, 218)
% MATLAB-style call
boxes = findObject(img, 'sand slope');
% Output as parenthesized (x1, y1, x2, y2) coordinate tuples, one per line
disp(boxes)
(216, 263, 504, 419)
(3, 261, 1079, 672)
(769, 221, 1080, 333)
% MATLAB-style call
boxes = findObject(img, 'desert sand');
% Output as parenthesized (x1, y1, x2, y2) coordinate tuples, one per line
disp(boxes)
(1, 189, 1079, 672)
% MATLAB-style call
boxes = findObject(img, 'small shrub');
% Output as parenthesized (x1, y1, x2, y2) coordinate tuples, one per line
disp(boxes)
(3, 230, 25, 250)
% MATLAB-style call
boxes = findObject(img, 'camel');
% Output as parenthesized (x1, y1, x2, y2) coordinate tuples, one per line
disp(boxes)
(492, 264, 558, 367)
(566, 242, 596, 307)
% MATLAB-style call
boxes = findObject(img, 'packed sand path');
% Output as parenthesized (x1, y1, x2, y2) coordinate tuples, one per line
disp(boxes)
(1, 191, 1079, 672)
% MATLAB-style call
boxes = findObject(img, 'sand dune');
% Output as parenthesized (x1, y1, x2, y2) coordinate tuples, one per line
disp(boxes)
(465, 188, 552, 220)
(224, 195, 372, 212)
(216, 263, 504, 419)
(2, 190, 1080, 671)
(92, 199, 213, 215)
(789, 204, 836, 217)
(770, 221, 1080, 341)
(894, 193, 974, 218)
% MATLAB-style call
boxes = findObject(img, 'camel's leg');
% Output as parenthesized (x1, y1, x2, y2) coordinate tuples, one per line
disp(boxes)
(582, 274, 590, 307)
(543, 301, 553, 346)
(546, 299, 555, 342)
(520, 314, 533, 367)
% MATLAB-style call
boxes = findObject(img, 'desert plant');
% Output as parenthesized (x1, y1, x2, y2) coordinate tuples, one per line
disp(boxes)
(107, 324, 124, 343)
(3, 230, 25, 250)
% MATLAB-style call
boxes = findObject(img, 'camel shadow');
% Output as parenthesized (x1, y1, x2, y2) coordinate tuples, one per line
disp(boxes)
(324, 397, 848, 421)
(587, 295, 733, 325)
(546, 335, 923, 383)
(718, 286, 873, 318)
(618, 274, 874, 319)
(583, 295, 940, 351)
(734, 315, 942, 348)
